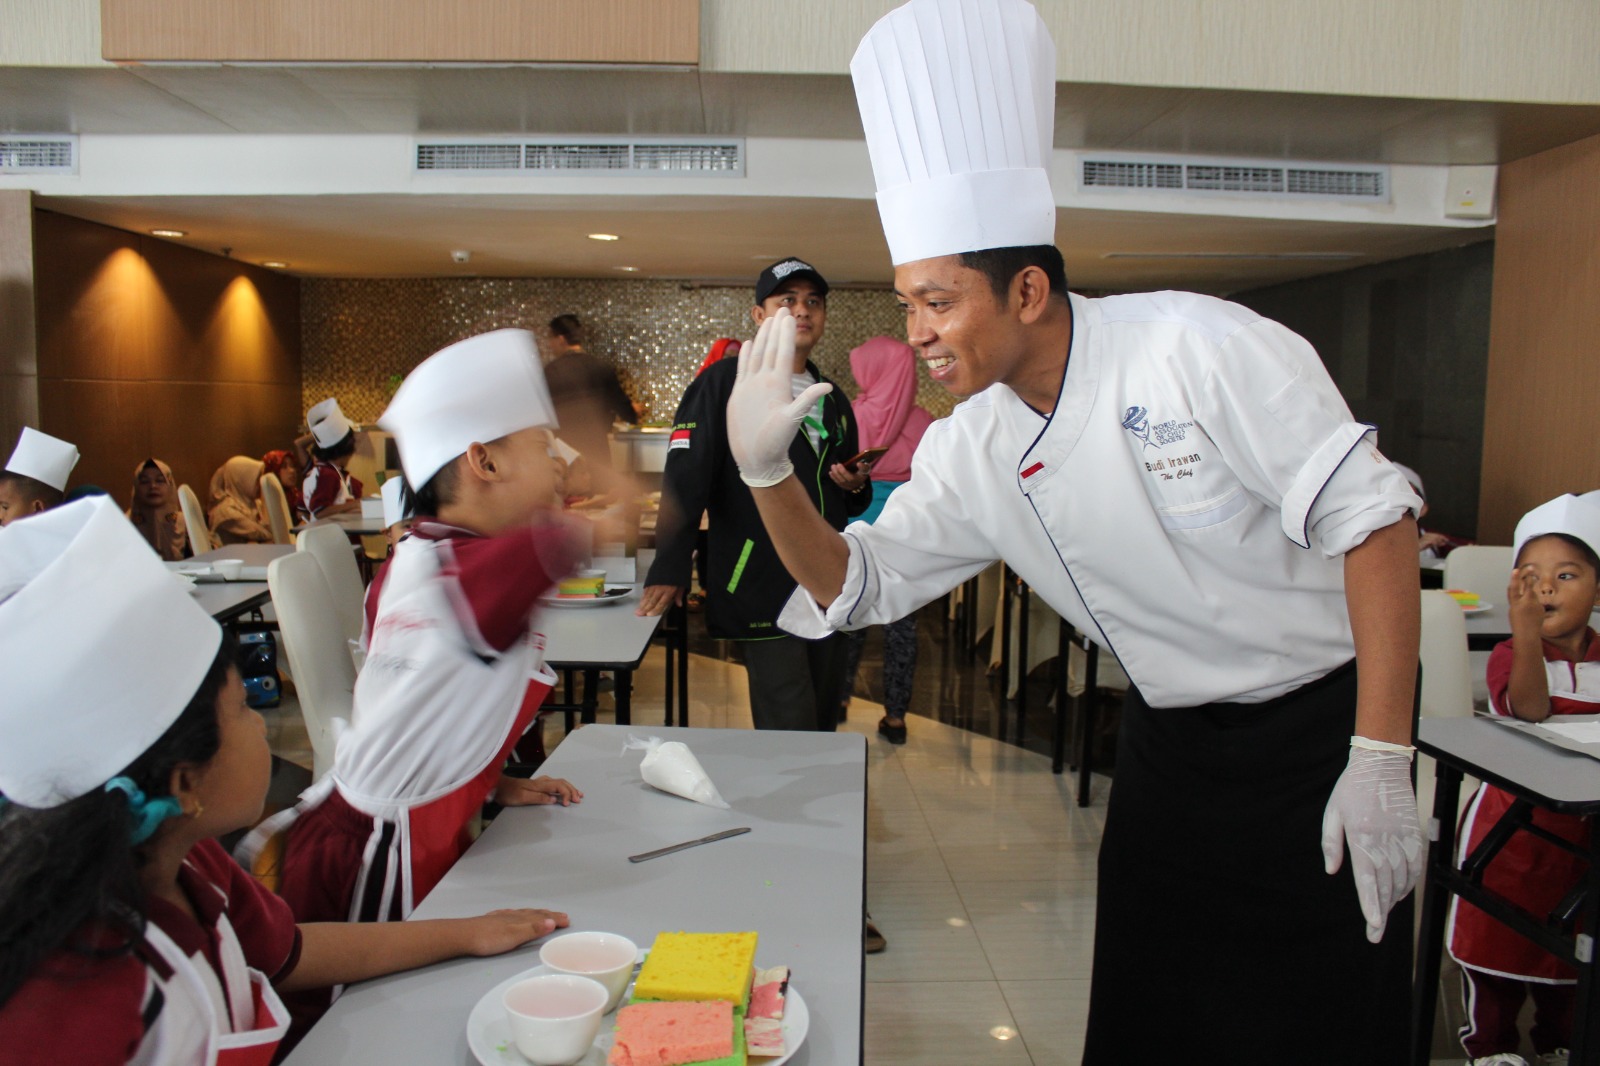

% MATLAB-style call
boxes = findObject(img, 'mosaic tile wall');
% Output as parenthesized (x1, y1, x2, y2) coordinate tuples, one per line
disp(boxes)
(302, 277, 960, 426)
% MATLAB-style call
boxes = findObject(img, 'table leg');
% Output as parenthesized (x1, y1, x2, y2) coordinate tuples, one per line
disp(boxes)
(616, 667, 633, 727)
(1016, 580, 1030, 744)
(1410, 761, 1463, 1066)
(580, 669, 600, 725)
(1077, 640, 1097, 808)
(676, 607, 689, 727)
(1573, 822, 1600, 1066)
(663, 604, 676, 727)
(1052, 623, 1069, 775)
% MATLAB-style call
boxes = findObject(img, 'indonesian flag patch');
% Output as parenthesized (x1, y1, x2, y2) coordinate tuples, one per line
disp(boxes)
(669, 429, 691, 451)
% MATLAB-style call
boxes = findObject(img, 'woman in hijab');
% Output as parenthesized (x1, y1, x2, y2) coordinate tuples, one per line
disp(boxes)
(831, 336, 936, 744)
(207, 456, 273, 545)
(261, 448, 305, 516)
(695, 337, 741, 378)
(125, 458, 190, 561)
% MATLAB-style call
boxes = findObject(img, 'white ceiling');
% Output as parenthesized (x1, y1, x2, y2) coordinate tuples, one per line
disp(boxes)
(10, 63, 1594, 290)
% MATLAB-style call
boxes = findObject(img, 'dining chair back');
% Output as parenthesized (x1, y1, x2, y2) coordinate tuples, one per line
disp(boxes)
(296, 522, 367, 650)
(1418, 590, 1473, 720)
(260, 472, 294, 545)
(177, 483, 215, 552)
(1443, 545, 1515, 601)
(267, 551, 354, 782)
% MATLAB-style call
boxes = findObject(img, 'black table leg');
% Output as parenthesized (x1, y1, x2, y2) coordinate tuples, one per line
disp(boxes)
(1052, 623, 1069, 774)
(580, 669, 600, 725)
(1016, 580, 1030, 744)
(675, 606, 689, 726)
(1410, 761, 1464, 1066)
(616, 666, 633, 727)
(1077, 640, 1097, 808)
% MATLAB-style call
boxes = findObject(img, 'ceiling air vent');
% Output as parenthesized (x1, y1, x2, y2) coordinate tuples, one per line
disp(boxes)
(1080, 155, 1387, 202)
(0, 135, 77, 175)
(415, 137, 744, 177)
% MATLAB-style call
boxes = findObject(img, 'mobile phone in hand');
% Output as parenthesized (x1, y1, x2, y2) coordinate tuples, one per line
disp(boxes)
(845, 446, 888, 470)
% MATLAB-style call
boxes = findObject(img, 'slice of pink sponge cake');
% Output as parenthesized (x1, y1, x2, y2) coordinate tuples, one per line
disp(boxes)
(743, 967, 789, 1058)
(607, 1001, 742, 1066)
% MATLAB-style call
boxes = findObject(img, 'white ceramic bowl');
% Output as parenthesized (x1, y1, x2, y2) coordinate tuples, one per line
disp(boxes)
(502, 974, 608, 1065)
(538, 932, 638, 1014)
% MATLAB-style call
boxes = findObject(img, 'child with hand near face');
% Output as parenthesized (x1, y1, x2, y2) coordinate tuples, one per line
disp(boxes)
(1447, 494, 1600, 1066)
(0, 499, 568, 1066)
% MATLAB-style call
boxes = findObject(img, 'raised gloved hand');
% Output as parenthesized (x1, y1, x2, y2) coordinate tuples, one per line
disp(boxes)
(1320, 739, 1426, 943)
(726, 309, 832, 487)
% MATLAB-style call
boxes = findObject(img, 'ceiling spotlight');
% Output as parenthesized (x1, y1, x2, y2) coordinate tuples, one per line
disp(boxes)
(150, 228, 187, 238)
(616, 266, 639, 272)
(587, 233, 621, 242)
(451, 250, 472, 264)
(262, 261, 288, 269)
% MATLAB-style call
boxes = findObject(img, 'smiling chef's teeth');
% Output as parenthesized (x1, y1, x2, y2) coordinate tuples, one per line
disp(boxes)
(926, 355, 955, 369)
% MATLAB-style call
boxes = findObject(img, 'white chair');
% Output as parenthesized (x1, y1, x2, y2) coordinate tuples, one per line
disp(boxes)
(177, 483, 214, 552)
(296, 522, 367, 651)
(267, 551, 354, 782)
(260, 472, 295, 546)
(1442, 545, 1514, 600)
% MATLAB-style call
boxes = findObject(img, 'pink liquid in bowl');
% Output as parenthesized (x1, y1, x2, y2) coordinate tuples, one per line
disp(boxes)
(504, 977, 607, 1020)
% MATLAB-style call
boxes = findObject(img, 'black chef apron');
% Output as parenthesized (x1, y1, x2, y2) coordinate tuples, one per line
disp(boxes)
(1082, 660, 1412, 1064)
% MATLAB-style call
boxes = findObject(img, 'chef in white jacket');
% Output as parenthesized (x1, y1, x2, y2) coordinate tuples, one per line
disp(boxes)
(727, 2, 1426, 1062)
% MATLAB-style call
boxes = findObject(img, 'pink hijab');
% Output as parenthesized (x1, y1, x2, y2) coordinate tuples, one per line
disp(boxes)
(849, 336, 934, 483)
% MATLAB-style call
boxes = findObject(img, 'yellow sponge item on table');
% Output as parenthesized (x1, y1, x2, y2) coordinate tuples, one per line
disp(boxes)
(634, 932, 758, 1006)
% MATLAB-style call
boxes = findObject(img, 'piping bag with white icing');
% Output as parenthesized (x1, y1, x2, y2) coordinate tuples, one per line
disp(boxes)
(622, 734, 730, 809)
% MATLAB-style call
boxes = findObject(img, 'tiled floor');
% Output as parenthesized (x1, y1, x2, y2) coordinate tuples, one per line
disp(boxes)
(263, 640, 1473, 1065)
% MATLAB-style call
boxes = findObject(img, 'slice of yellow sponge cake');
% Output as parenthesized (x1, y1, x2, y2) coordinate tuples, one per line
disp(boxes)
(634, 932, 758, 1006)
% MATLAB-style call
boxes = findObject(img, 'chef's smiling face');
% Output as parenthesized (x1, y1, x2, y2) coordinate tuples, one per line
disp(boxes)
(895, 256, 1029, 399)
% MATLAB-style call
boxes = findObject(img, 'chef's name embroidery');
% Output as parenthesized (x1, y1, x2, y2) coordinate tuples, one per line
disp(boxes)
(1145, 453, 1202, 480)
(1121, 406, 1194, 450)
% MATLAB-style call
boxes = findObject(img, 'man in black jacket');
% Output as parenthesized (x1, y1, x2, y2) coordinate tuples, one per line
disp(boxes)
(638, 258, 871, 730)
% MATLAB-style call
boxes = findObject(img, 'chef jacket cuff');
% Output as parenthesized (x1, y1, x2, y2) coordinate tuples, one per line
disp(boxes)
(1285, 427, 1422, 556)
(777, 530, 872, 637)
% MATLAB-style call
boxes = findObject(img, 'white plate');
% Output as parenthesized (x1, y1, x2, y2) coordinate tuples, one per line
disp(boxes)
(537, 587, 636, 609)
(467, 963, 808, 1066)
(1461, 602, 1493, 615)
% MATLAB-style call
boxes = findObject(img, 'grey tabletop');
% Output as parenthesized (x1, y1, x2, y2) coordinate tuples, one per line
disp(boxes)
(1461, 601, 1511, 645)
(174, 544, 293, 620)
(1418, 717, 1600, 813)
(284, 724, 867, 1066)
(295, 511, 387, 536)
(536, 586, 663, 670)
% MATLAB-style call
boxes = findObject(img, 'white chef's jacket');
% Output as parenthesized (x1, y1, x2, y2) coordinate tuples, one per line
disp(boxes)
(779, 291, 1420, 708)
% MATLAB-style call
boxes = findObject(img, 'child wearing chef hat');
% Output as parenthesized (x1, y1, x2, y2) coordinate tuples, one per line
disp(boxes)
(0, 498, 570, 1062)
(301, 397, 364, 520)
(272, 329, 588, 962)
(0, 427, 78, 527)
(1447, 493, 1600, 1065)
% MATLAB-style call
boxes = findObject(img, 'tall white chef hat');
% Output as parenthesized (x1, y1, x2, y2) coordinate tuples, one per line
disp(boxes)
(851, 0, 1057, 266)
(378, 328, 558, 491)
(5, 427, 80, 492)
(380, 475, 408, 529)
(1513, 494, 1600, 563)
(0, 497, 222, 808)
(307, 397, 355, 449)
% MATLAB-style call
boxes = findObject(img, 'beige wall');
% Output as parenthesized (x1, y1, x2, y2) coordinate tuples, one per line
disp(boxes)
(1478, 130, 1600, 543)
(0, 191, 39, 452)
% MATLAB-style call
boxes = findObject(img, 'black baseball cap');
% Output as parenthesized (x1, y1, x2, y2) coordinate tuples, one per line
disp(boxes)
(755, 257, 830, 304)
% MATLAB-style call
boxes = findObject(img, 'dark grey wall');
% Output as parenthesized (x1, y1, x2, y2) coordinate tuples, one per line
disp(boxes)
(1229, 239, 1493, 540)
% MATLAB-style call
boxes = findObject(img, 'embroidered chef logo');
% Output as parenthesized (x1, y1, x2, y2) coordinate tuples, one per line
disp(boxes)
(1122, 405, 1193, 450)
(770, 259, 814, 280)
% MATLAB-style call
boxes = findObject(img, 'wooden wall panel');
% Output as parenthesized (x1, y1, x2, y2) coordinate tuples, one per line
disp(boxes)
(31, 210, 302, 498)
(1478, 131, 1600, 544)
(0, 191, 38, 453)
(101, 0, 697, 65)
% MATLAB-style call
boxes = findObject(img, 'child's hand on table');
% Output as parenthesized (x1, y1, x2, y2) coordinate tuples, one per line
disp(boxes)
(460, 908, 571, 956)
(496, 774, 584, 807)
(1505, 564, 1546, 636)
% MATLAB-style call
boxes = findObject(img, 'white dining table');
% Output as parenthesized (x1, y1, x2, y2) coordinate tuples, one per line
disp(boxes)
(170, 543, 293, 621)
(536, 586, 663, 728)
(283, 724, 867, 1066)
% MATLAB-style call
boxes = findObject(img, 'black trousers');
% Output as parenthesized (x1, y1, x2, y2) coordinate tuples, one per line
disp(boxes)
(740, 633, 844, 732)
(1082, 662, 1412, 1064)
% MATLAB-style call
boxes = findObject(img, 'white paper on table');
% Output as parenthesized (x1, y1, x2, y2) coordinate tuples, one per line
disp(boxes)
(1490, 713, 1600, 760)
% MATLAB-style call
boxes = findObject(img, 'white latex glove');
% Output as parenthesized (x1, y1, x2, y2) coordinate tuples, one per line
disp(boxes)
(727, 309, 832, 487)
(1320, 741, 1426, 943)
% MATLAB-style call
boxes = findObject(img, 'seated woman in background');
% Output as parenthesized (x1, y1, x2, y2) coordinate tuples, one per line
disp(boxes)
(695, 337, 741, 378)
(125, 458, 189, 561)
(261, 447, 305, 516)
(207, 455, 273, 545)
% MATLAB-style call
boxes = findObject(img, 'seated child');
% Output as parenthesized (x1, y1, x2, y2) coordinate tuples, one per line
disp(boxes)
(301, 398, 363, 520)
(0, 427, 77, 527)
(206, 455, 274, 546)
(272, 328, 586, 936)
(0, 498, 569, 1065)
(125, 458, 190, 561)
(1447, 493, 1600, 1066)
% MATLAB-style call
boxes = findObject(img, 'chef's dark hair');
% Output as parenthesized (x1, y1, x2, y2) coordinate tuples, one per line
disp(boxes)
(0, 470, 64, 511)
(0, 634, 236, 1009)
(549, 314, 584, 345)
(401, 459, 459, 519)
(311, 427, 357, 462)
(1516, 532, 1600, 574)
(959, 245, 1068, 304)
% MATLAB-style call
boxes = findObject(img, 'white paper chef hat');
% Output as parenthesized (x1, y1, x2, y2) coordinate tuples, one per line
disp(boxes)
(378, 328, 558, 491)
(380, 475, 408, 529)
(0, 497, 222, 808)
(307, 397, 355, 449)
(1513, 494, 1600, 562)
(851, 0, 1057, 265)
(5, 427, 80, 491)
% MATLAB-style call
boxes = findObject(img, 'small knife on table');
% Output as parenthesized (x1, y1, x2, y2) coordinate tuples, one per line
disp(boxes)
(628, 827, 751, 863)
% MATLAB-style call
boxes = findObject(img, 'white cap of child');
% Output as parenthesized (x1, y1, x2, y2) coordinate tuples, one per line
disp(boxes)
(0, 496, 221, 808)
(5, 427, 80, 491)
(307, 397, 355, 448)
(1514, 493, 1600, 560)
(378, 328, 558, 491)
(380, 475, 408, 529)
(851, 0, 1057, 266)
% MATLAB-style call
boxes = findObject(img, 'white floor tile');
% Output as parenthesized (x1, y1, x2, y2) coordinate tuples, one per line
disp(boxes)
(863, 981, 1033, 1066)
